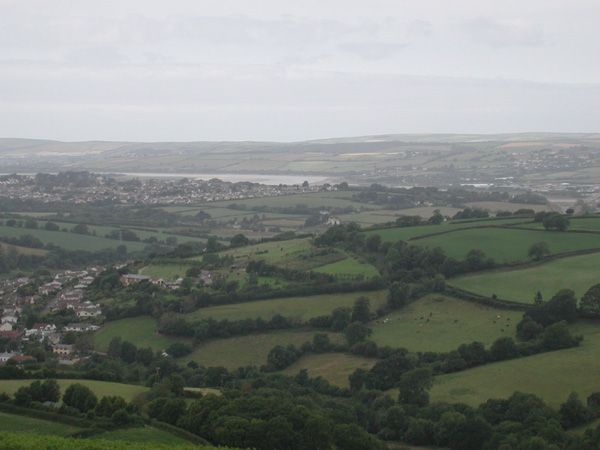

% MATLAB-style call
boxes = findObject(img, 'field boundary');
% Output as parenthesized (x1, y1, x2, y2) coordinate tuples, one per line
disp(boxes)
(445, 286, 531, 311)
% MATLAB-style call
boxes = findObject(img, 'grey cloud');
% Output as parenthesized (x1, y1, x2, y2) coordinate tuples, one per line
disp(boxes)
(407, 19, 432, 38)
(338, 42, 407, 60)
(463, 17, 545, 48)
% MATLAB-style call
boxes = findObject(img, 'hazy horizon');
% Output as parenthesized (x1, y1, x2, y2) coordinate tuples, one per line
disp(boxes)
(1, 0, 599, 142)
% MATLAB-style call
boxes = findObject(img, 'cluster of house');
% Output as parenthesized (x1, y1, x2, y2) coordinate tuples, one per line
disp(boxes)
(0, 267, 105, 363)
(120, 269, 213, 288)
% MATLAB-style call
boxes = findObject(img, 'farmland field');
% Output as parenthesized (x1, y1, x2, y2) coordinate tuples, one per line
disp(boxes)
(0, 380, 147, 401)
(311, 256, 380, 277)
(449, 252, 600, 303)
(93, 316, 183, 352)
(363, 217, 533, 242)
(411, 228, 600, 262)
(0, 224, 148, 252)
(370, 294, 522, 352)
(0, 412, 84, 436)
(280, 353, 376, 387)
(521, 216, 600, 232)
(430, 321, 600, 407)
(140, 264, 192, 280)
(185, 290, 388, 322)
(0, 242, 47, 256)
(88, 427, 189, 445)
(181, 330, 344, 369)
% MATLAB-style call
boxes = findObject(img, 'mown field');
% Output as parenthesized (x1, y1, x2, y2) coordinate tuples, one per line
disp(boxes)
(411, 228, 600, 262)
(0, 412, 84, 436)
(430, 321, 600, 407)
(280, 353, 376, 387)
(0, 224, 148, 252)
(363, 217, 533, 242)
(88, 427, 189, 445)
(0, 380, 147, 401)
(0, 242, 47, 256)
(180, 330, 345, 369)
(93, 316, 183, 352)
(521, 216, 600, 232)
(185, 290, 388, 322)
(311, 256, 380, 277)
(369, 295, 522, 352)
(449, 252, 600, 303)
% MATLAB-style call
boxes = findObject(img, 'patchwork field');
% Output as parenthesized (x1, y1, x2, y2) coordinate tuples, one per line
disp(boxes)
(0, 412, 84, 437)
(88, 427, 189, 445)
(449, 252, 600, 303)
(0, 242, 47, 256)
(363, 217, 532, 242)
(185, 290, 388, 322)
(311, 256, 380, 277)
(521, 216, 600, 232)
(411, 228, 600, 262)
(93, 316, 183, 352)
(370, 295, 522, 352)
(0, 224, 148, 252)
(181, 330, 345, 370)
(430, 321, 600, 407)
(0, 380, 147, 401)
(280, 353, 377, 387)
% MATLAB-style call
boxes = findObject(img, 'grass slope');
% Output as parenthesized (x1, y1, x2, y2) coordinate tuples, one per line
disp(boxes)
(0, 412, 84, 436)
(370, 295, 522, 352)
(411, 228, 600, 262)
(89, 427, 189, 445)
(0, 380, 147, 401)
(280, 353, 376, 387)
(93, 316, 183, 352)
(185, 290, 388, 322)
(311, 256, 380, 277)
(449, 252, 600, 303)
(181, 330, 344, 370)
(430, 321, 600, 407)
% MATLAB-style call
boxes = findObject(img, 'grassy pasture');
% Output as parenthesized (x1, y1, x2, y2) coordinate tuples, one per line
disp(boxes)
(449, 252, 600, 303)
(0, 225, 148, 252)
(411, 228, 600, 262)
(0, 242, 47, 256)
(93, 316, 183, 352)
(280, 353, 377, 387)
(88, 427, 189, 445)
(206, 191, 367, 210)
(464, 202, 548, 213)
(312, 257, 380, 277)
(0, 412, 84, 436)
(0, 380, 147, 401)
(185, 290, 388, 322)
(522, 216, 600, 232)
(370, 295, 522, 352)
(363, 217, 532, 243)
(430, 321, 600, 407)
(181, 330, 344, 369)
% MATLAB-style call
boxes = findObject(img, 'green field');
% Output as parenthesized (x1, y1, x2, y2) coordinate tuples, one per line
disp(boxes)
(181, 330, 344, 370)
(363, 217, 532, 243)
(449, 252, 600, 303)
(370, 295, 522, 352)
(0, 412, 84, 436)
(185, 290, 388, 322)
(89, 427, 189, 445)
(280, 353, 376, 387)
(522, 216, 600, 232)
(0, 224, 148, 252)
(411, 228, 600, 262)
(0, 380, 147, 401)
(312, 256, 380, 277)
(430, 321, 600, 407)
(0, 242, 47, 256)
(93, 316, 184, 352)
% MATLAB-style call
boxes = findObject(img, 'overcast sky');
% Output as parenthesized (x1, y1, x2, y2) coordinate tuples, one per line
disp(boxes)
(1, 0, 599, 142)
